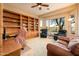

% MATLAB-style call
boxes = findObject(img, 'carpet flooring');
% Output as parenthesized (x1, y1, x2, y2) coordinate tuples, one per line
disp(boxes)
(21, 37, 55, 56)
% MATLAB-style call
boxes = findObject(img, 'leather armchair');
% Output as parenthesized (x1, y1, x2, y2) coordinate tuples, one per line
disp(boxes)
(40, 29, 48, 38)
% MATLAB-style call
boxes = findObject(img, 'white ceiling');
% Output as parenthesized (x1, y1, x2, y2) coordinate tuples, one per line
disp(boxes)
(4, 3, 74, 16)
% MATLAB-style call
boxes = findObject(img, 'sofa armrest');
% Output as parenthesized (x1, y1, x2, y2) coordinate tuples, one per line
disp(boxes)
(71, 43, 79, 56)
(47, 44, 73, 56)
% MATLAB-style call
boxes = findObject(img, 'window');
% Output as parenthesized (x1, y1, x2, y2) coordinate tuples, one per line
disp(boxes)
(40, 20, 43, 29)
(40, 20, 43, 27)
(49, 17, 65, 32)
(50, 19, 57, 27)
(50, 19, 58, 32)
(59, 17, 65, 30)
(70, 15, 75, 34)
(46, 20, 50, 27)
(40, 17, 65, 34)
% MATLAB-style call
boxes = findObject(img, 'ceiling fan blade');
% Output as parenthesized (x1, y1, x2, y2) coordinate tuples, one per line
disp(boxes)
(37, 3, 42, 5)
(41, 4, 49, 7)
(31, 4, 39, 8)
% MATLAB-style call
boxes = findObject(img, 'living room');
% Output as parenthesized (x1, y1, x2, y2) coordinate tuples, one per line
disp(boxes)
(0, 3, 79, 56)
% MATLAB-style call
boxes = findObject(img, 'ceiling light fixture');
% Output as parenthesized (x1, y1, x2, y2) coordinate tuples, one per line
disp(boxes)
(31, 3, 49, 10)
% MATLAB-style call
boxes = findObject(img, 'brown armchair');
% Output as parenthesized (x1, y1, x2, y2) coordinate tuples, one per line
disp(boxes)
(47, 43, 79, 56)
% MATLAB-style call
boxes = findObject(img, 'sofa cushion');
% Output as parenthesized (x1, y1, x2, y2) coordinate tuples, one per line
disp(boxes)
(68, 38, 79, 50)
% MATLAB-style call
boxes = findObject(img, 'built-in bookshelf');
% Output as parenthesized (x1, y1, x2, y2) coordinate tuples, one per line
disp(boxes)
(3, 9, 39, 39)
(35, 19, 39, 31)
(29, 17, 34, 31)
(22, 15, 28, 31)
(3, 10, 20, 38)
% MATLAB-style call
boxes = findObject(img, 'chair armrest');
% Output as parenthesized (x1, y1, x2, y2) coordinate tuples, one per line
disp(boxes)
(47, 44, 73, 56)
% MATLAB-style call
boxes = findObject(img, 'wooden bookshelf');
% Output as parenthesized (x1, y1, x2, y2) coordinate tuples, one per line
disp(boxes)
(28, 17, 34, 31)
(22, 15, 28, 31)
(3, 9, 39, 39)
(3, 10, 20, 36)
(35, 19, 39, 31)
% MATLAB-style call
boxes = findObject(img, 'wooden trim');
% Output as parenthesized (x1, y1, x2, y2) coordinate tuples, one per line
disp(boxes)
(0, 3, 3, 56)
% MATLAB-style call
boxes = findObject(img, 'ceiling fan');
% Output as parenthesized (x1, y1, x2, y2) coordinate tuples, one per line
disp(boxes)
(31, 3, 49, 10)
